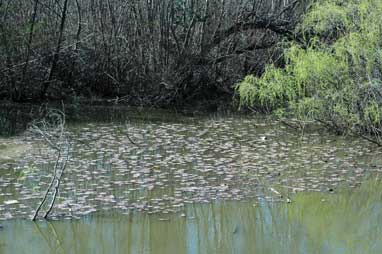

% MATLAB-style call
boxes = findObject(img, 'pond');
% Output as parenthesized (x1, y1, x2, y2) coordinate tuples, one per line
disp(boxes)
(1, 108, 382, 253)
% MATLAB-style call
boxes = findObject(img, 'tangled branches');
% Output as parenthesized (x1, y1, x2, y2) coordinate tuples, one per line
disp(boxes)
(30, 109, 71, 220)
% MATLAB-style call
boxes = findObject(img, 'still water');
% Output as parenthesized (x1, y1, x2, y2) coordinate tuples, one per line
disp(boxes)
(2, 183, 382, 254)
(0, 108, 382, 253)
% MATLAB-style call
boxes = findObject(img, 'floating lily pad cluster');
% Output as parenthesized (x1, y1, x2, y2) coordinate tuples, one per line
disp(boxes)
(0, 116, 381, 220)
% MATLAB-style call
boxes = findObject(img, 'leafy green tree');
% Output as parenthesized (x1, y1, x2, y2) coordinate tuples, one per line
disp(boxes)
(237, 0, 382, 145)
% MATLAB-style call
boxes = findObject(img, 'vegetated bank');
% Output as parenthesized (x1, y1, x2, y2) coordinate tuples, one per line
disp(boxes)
(237, 0, 382, 146)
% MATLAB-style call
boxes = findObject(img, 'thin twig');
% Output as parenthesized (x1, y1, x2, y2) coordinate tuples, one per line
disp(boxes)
(126, 132, 138, 146)
(31, 124, 60, 151)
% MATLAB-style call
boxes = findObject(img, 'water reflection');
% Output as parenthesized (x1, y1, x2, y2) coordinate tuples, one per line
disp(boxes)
(1, 180, 382, 254)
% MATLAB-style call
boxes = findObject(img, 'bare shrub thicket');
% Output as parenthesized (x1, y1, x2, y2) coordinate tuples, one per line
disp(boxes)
(0, 0, 307, 106)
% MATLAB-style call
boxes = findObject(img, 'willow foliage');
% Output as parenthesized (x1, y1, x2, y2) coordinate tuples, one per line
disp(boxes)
(237, 0, 382, 142)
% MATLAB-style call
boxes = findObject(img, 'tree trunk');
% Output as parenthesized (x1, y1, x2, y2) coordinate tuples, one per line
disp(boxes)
(41, 0, 70, 100)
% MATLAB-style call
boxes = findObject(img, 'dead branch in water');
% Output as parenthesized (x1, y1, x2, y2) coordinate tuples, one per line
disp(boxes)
(30, 109, 71, 221)
(31, 149, 61, 221)
(44, 141, 70, 218)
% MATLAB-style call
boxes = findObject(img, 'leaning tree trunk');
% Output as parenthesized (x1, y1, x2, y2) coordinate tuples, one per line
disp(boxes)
(41, 0, 70, 100)
(21, 0, 39, 101)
